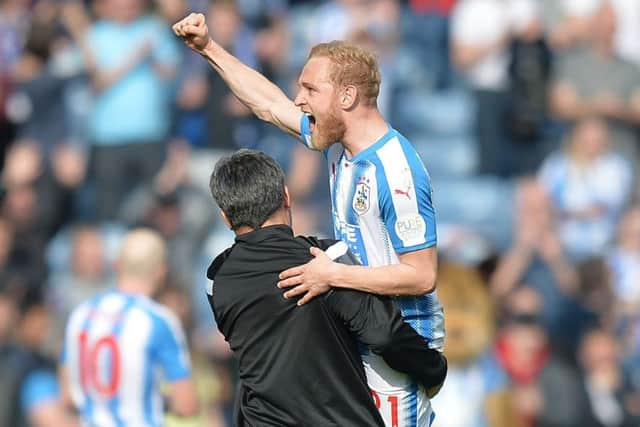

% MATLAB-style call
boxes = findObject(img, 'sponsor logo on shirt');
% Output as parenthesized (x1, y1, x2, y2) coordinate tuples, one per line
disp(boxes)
(393, 168, 413, 200)
(395, 214, 426, 247)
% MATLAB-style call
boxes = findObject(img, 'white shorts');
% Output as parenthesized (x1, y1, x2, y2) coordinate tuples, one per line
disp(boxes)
(363, 353, 435, 427)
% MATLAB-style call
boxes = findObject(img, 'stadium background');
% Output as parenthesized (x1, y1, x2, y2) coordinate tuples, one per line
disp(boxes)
(1, 0, 640, 425)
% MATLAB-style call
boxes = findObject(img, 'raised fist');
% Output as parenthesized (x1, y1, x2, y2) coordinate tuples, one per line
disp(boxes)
(172, 13, 211, 53)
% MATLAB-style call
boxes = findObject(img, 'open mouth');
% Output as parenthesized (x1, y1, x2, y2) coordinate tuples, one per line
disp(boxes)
(306, 113, 316, 134)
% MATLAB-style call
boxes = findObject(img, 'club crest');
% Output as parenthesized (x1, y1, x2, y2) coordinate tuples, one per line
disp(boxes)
(353, 178, 371, 215)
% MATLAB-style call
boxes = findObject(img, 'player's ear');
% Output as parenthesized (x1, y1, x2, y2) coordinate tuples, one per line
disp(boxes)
(283, 186, 291, 209)
(341, 85, 358, 110)
(220, 211, 233, 230)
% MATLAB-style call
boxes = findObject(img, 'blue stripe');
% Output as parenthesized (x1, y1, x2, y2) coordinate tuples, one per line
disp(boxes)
(429, 410, 436, 427)
(107, 296, 136, 427)
(331, 151, 369, 266)
(372, 154, 403, 251)
(404, 382, 418, 427)
(330, 150, 344, 241)
(79, 296, 103, 427)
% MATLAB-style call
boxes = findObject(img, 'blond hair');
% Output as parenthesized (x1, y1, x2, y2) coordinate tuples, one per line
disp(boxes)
(308, 41, 381, 106)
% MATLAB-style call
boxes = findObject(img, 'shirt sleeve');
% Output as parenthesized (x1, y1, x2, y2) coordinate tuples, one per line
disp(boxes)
(299, 114, 315, 149)
(152, 312, 192, 382)
(20, 370, 59, 414)
(376, 151, 437, 253)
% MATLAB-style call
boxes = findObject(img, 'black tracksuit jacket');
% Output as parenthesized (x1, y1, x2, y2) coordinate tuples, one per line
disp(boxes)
(206, 225, 447, 427)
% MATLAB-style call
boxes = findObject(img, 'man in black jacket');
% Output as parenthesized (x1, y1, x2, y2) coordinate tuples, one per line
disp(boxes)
(206, 149, 447, 427)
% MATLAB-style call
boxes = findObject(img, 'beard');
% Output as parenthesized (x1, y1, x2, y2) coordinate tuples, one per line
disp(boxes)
(311, 104, 346, 151)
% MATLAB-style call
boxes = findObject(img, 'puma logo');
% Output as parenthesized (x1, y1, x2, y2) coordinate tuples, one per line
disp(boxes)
(394, 188, 411, 199)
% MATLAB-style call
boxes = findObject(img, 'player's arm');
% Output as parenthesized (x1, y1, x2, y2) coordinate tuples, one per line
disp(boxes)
(172, 13, 302, 138)
(154, 312, 200, 417)
(279, 158, 438, 303)
(280, 246, 436, 304)
(21, 370, 78, 427)
(325, 288, 447, 395)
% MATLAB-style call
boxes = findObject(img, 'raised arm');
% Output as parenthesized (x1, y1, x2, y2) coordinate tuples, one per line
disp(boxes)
(172, 13, 302, 137)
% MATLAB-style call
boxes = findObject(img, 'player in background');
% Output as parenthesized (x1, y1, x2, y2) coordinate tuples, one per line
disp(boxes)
(59, 229, 200, 427)
(173, 13, 444, 427)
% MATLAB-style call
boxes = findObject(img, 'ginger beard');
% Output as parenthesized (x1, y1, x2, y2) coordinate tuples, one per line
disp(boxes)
(309, 94, 347, 151)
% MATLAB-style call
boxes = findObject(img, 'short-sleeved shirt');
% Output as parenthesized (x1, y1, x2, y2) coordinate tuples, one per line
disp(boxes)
(87, 16, 180, 145)
(61, 290, 191, 427)
(20, 370, 59, 414)
(301, 115, 444, 349)
(301, 116, 445, 427)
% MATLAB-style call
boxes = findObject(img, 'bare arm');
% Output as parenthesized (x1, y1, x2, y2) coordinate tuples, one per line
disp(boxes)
(551, 81, 640, 124)
(173, 13, 301, 137)
(28, 401, 78, 427)
(278, 246, 437, 305)
(167, 378, 200, 417)
(329, 247, 437, 295)
(57, 366, 74, 412)
(452, 38, 507, 70)
(489, 243, 535, 298)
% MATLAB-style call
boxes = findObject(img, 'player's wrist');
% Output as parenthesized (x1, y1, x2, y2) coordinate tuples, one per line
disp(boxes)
(199, 38, 216, 57)
(327, 262, 346, 288)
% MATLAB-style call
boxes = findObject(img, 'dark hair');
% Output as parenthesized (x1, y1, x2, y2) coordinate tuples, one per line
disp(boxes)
(210, 149, 286, 230)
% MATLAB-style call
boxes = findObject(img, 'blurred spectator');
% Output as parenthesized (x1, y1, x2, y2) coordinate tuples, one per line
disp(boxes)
(490, 178, 578, 333)
(203, 0, 259, 150)
(496, 286, 584, 427)
(81, 0, 180, 220)
(120, 140, 216, 286)
(549, 2, 640, 161)
(451, 0, 512, 176)
(610, 0, 640, 67)
(285, 144, 331, 236)
(507, 0, 552, 173)
(0, 297, 76, 427)
(607, 206, 640, 316)
(46, 224, 113, 338)
(1, 142, 85, 299)
(578, 328, 638, 427)
(403, 0, 456, 89)
(7, 10, 71, 151)
(540, 0, 601, 52)
(538, 117, 633, 260)
(0, 0, 30, 76)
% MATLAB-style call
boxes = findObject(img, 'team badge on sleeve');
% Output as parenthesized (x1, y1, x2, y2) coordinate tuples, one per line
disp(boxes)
(353, 177, 371, 215)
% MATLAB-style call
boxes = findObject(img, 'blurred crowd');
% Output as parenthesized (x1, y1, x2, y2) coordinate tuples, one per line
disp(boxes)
(1, 0, 640, 425)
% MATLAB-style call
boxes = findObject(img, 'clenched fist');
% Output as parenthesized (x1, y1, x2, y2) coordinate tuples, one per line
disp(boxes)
(172, 13, 211, 53)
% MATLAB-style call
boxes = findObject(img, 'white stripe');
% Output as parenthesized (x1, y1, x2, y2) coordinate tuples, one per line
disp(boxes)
(206, 280, 214, 296)
(117, 306, 152, 426)
(65, 303, 93, 410)
(324, 241, 348, 261)
(377, 138, 426, 248)
(88, 294, 127, 427)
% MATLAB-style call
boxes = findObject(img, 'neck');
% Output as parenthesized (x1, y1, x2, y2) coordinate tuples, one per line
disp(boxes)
(119, 277, 154, 297)
(342, 108, 389, 158)
(234, 210, 291, 236)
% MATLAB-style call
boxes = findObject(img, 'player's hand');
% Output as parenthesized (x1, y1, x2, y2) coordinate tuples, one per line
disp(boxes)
(172, 13, 211, 54)
(278, 247, 334, 306)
